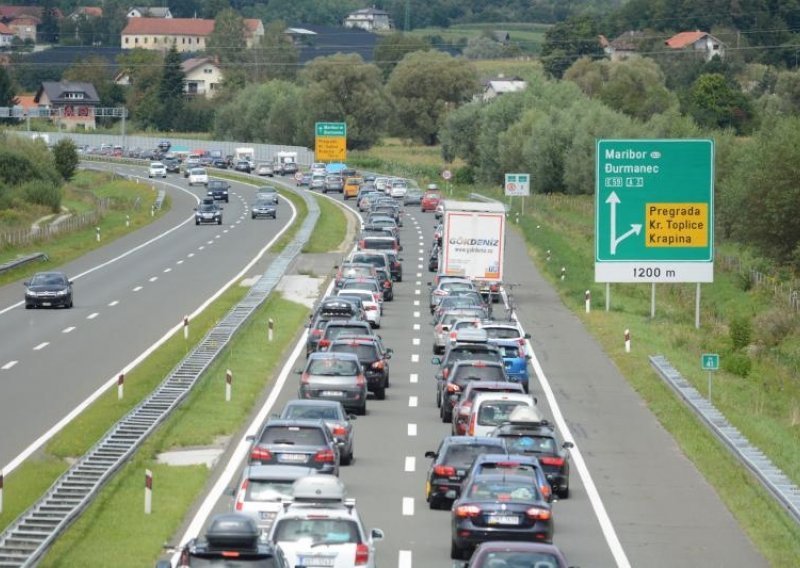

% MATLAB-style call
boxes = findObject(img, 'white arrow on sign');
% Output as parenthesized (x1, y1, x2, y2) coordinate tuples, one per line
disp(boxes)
(606, 191, 642, 255)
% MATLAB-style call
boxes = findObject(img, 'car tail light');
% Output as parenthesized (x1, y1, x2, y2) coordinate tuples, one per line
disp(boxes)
(433, 465, 456, 477)
(449, 331, 457, 341)
(446, 383, 460, 393)
(250, 447, 272, 462)
(358, 240, 365, 249)
(331, 425, 347, 437)
(371, 361, 384, 370)
(356, 374, 366, 387)
(455, 505, 481, 518)
(235, 480, 248, 510)
(442, 368, 450, 379)
(311, 329, 323, 337)
(314, 449, 335, 463)
(319, 339, 330, 348)
(355, 543, 370, 565)
(490, 284, 500, 292)
(435, 324, 443, 333)
(301, 372, 311, 385)
(458, 401, 472, 416)
(468, 412, 477, 436)
(526, 507, 552, 520)
(540, 456, 565, 467)
(541, 483, 552, 500)
(383, 281, 391, 288)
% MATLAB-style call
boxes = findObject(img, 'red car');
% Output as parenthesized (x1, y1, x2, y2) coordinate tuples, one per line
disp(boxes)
(421, 190, 442, 212)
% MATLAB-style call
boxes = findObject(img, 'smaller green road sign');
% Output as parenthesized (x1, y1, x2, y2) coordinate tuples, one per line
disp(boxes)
(315, 122, 346, 137)
(701, 353, 719, 371)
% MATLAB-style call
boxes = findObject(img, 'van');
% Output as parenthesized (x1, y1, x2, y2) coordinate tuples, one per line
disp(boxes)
(467, 392, 539, 437)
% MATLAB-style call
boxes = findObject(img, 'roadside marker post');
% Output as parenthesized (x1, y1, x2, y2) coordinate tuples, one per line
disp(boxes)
(560, 267, 566, 281)
(701, 353, 720, 401)
(95, 227, 100, 242)
(117, 373, 124, 400)
(126, 215, 130, 227)
(144, 469, 153, 514)
(585, 290, 591, 313)
(225, 369, 232, 402)
(0, 469, 4, 514)
(624, 329, 631, 353)
(268, 319, 274, 342)
(183, 315, 189, 340)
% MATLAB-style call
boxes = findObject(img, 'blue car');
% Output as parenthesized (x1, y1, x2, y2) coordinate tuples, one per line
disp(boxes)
(489, 338, 530, 392)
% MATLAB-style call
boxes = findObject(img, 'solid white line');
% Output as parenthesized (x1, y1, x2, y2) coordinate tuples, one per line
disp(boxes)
(407, 423, 417, 436)
(404, 456, 416, 472)
(413, 323, 420, 331)
(413, 311, 420, 318)
(402, 497, 415, 516)
(398, 550, 412, 568)
(108, 300, 119, 307)
(133, 286, 143, 292)
(1, 361, 17, 370)
(163, 268, 172, 273)
(33, 342, 49, 351)
(87, 312, 99, 320)
(149, 276, 158, 282)
(62, 326, 75, 334)
(409, 373, 418, 384)
(412, 338, 420, 346)
(411, 354, 419, 363)
(511, 294, 632, 567)
(408, 395, 418, 407)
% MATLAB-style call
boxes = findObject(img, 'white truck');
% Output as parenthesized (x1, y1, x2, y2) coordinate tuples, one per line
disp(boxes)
(273, 151, 298, 176)
(441, 200, 506, 302)
(234, 147, 255, 164)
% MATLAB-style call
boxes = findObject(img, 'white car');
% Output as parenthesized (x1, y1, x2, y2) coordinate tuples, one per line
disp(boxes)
(337, 289, 381, 328)
(148, 162, 166, 178)
(467, 392, 539, 437)
(232, 465, 317, 532)
(268, 475, 384, 568)
(256, 163, 274, 176)
(311, 162, 327, 176)
(389, 179, 408, 198)
(187, 167, 209, 186)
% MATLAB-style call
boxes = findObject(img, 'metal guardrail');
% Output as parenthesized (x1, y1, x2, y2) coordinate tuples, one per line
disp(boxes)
(0, 253, 48, 275)
(649, 355, 800, 526)
(0, 182, 321, 567)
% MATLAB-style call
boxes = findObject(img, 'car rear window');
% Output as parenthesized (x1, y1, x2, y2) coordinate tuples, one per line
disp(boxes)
(282, 405, 340, 421)
(476, 462, 538, 477)
(307, 357, 360, 375)
(453, 365, 505, 383)
(260, 426, 325, 446)
(503, 435, 557, 454)
(351, 255, 386, 267)
(485, 327, 521, 340)
(477, 401, 528, 426)
(341, 280, 378, 292)
(443, 443, 503, 467)
(329, 343, 379, 361)
(273, 519, 361, 544)
(468, 479, 538, 501)
(187, 556, 281, 567)
(246, 479, 295, 502)
(497, 345, 521, 358)
(363, 238, 395, 250)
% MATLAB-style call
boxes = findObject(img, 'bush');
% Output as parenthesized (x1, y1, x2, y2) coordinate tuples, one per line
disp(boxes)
(729, 316, 753, 350)
(20, 179, 61, 212)
(754, 308, 798, 347)
(454, 165, 475, 184)
(723, 351, 752, 377)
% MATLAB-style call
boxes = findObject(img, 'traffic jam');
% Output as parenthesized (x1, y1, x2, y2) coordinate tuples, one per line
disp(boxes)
(163, 168, 574, 568)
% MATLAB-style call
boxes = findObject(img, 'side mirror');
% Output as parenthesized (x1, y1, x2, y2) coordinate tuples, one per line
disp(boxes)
(431, 357, 441, 365)
(424, 450, 437, 459)
(23, 281, 30, 286)
(563, 441, 575, 450)
(245, 435, 255, 442)
(294, 369, 303, 374)
(155, 561, 174, 568)
(228, 487, 237, 497)
(370, 528, 384, 541)
(348, 414, 358, 421)
(524, 332, 531, 339)
(533, 397, 538, 405)
(193, 207, 197, 211)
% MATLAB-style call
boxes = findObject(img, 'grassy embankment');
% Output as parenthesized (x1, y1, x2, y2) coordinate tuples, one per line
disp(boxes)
(354, 138, 800, 565)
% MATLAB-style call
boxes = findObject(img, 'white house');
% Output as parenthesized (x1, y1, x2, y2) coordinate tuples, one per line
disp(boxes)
(0, 22, 13, 47)
(126, 6, 172, 18)
(481, 76, 527, 101)
(182, 57, 223, 98)
(344, 7, 392, 32)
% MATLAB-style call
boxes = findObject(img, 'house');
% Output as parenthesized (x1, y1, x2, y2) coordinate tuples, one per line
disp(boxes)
(120, 17, 264, 52)
(126, 6, 172, 18)
(182, 56, 223, 98)
(69, 7, 103, 20)
(343, 7, 392, 32)
(665, 30, 724, 61)
(0, 21, 13, 47)
(491, 31, 511, 44)
(601, 30, 645, 61)
(481, 75, 527, 101)
(33, 81, 100, 130)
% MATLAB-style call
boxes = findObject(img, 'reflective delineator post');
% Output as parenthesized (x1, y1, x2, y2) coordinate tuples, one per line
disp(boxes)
(0, 469, 4, 514)
(95, 227, 100, 242)
(624, 329, 631, 353)
(560, 267, 566, 281)
(144, 469, 153, 514)
(585, 290, 591, 313)
(225, 369, 232, 402)
(183, 315, 189, 340)
(117, 373, 124, 400)
(268, 318, 274, 342)
(126, 215, 130, 227)
(546, 249, 551, 262)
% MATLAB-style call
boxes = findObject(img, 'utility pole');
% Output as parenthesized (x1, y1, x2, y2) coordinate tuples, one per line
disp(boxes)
(404, 0, 410, 32)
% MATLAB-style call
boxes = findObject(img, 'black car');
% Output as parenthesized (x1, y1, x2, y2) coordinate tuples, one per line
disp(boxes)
(195, 198, 223, 225)
(440, 360, 509, 423)
(248, 419, 340, 475)
(155, 513, 290, 567)
(373, 266, 394, 301)
(157, 140, 171, 153)
(206, 179, 230, 202)
(234, 160, 252, 173)
(383, 250, 403, 282)
(451, 473, 553, 559)
(490, 419, 574, 498)
(211, 158, 228, 169)
(163, 158, 181, 173)
(327, 336, 392, 400)
(432, 343, 504, 407)
(251, 198, 277, 219)
(424, 436, 507, 510)
(24, 271, 73, 309)
(459, 541, 570, 568)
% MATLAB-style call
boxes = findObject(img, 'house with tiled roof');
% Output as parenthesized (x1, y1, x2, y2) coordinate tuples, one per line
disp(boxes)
(182, 56, 223, 98)
(126, 6, 172, 19)
(121, 17, 264, 52)
(69, 7, 103, 20)
(33, 81, 100, 130)
(480, 75, 527, 101)
(0, 21, 13, 47)
(600, 30, 646, 61)
(665, 30, 724, 61)
(344, 7, 392, 31)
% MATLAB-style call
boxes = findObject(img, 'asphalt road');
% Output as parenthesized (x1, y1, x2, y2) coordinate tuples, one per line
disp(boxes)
(0, 165, 293, 469)
(194, 190, 766, 567)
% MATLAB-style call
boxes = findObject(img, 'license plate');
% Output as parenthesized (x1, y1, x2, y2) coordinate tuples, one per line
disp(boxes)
(456, 469, 465, 476)
(297, 556, 335, 567)
(259, 511, 275, 520)
(278, 453, 307, 463)
(41, 302, 51, 306)
(488, 515, 520, 525)
(321, 390, 344, 397)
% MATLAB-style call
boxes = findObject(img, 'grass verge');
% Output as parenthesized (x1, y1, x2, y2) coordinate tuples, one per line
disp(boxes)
(302, 193, 347, 254)
(0, 170, 167, 286)
(39, 293, 310, 567)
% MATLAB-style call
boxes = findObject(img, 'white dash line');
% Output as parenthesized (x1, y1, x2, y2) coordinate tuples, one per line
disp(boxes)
(149, 276, 158, 282)
(418, 249, 424, 254)
(87, 312, 99, 320)
(163, 268, 172, 273)
(413, 300, 420, 306)
(413, 323, 420, 331)
(108, 300, 119, 307)
(62, 326, 76, 334)
(198, 246, 205, 250)
(417, 264, 423, 269)
(402, 497, 415, 516)
(1, 361, 17, 370)
(187, 253, 195, 258)
(223, 229, 229, 234)
(414, 289, 421, 295)
(418, 256, 424, 261)
(399, 551, 412, 568)
(416, 272, 422, 278)
(410, 373, 418, 384)
(404, 456, 416, 472)
(177, 260, 184, 265)
(133, 286, 143, 292)
(412, 338, 420, 346)
(411, 354, 419, 363)
(415, 281, 422, 286)
(408, 396, 418, 407)
(215, 235, 221, 239)
(413, 311, 420, 318)
(33, 342, 49, 351)
(407, 423, 417, 436)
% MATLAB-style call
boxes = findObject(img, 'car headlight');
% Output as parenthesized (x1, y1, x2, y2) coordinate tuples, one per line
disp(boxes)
(25, 289, 37, 297)
(55, 290, 68, 296)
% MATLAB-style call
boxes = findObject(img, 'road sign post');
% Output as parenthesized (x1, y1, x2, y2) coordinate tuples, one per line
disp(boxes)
(314, 122, 347, 162)
(595, 140, 714, 284)
(701, 353, 720, 400)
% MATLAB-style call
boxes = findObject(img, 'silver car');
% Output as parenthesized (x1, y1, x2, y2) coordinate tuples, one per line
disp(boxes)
(298, 352, 367, 416)
(232, 465, 316, 531)
(279, 399, 356, 465)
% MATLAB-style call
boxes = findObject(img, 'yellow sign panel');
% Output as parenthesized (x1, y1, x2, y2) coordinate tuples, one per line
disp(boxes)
(315, 137, 346, 161)
(646, 202, 708, 247)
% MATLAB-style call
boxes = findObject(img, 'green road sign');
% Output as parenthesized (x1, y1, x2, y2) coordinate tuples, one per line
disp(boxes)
(701, 353, 719, 371)
(315, 122, 346, 137)
(595, 139, 714, 283)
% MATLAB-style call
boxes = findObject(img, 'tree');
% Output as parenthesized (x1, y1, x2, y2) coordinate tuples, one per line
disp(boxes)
(387, 50, 479, 145)
(462, 36, 508, 60)
(0, 67, 18, 110)
(685, 73, 754, 134)
(540, 15, 604, 79)
(39, 0, 60, 43)
(246, 20, 299, 83)
(299, 54, 391, 150)
(52, 139, 79, 181)
(63, 56, 125, 108)
(156, 45, 186, 130)
(206, 9, 247, 66)
(214, 80, 304, 143)
(373, 33, 430, 78)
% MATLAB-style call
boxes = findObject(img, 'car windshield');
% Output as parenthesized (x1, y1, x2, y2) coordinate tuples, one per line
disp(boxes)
(260, 426, 325, 445)
(307, 357, 360, 375)
(481, 552, 561, 567)
(443, 444, 503, 467)
(477, 401, 528, 426)
(246, 479, 295, 502)
(198, 203, 216, 212)
(485, 327, 522, 340)
(468, 479, 538, 501)
(273, 518, 361, 545)
(453, 365, 504, 383)
(329, 343, 379, 361)
(282, 405, 341, 421)
(504, 435, 557, 454)
(30, 273, 66, 286)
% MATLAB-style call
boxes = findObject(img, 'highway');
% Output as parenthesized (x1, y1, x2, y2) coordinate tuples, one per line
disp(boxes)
(0, 165, 293, 470)
(185, 188, 767, 567)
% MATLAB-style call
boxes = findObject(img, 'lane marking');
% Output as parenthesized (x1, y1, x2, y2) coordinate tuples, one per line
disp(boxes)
(177, 260, 184, 265)
(404, 456, 416, 472)
(414, 289, 420, 295)
(411, 354, 419, 363)
(417, 264, 423, 269)
(412, 338, 420, 346)
(87, 312, 99, 320)
(402, 497, 415, 516)
(133, 286, 143, 292)
(223, 229, 229, 234)
(149, 276, 158, 282)
(198, 246, 205, 250)
(413, 311, 420, 318)
(62, 326, 75, 334)
(416, 272, 422, 277)
(417, 256, 423, 261)
(415, 281, 421, 286)
(413, 300, 420, 306)
(413, 323, 420, 331)
(1, 361, 17, 370)
(215, 235, 221, 239)
(408, 396, 418, 407)
(187, 253, 195, 258)
(108, 300, 119, 307)
(399, 551, 412, 568)
(410, 373, 418, 384)
(207, 240, 214, 245)
(407, 423, 417, 436)
(418, 248, 424, 253)
(33, 342, 49, 351)
(163, 268, 172, 273)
